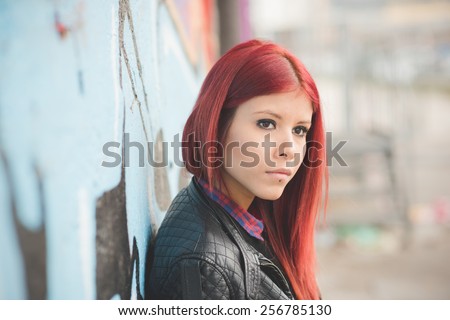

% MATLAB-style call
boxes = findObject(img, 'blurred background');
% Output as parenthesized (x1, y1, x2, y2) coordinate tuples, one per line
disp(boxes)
(0, 0, 449, 299)
(246, 0, 450, 299)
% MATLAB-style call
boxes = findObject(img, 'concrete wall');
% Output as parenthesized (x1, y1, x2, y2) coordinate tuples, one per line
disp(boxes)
(0, 0, 215, 299)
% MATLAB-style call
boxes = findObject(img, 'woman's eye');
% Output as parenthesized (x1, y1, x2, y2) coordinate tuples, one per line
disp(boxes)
(293, 126, 308, 137)
(257, 119, 275, 129)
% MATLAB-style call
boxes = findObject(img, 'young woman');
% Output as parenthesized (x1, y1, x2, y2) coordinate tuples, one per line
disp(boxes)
(147, 39, 327, 300)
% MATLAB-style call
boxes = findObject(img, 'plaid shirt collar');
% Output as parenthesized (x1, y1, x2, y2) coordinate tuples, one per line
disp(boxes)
(198, 178, 264, 241)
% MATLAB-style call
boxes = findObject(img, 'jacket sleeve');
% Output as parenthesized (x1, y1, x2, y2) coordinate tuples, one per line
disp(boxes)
(157, 257, 233, 300)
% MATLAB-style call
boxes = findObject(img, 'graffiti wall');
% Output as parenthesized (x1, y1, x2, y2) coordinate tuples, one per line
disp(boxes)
(0, 0, 216, 299)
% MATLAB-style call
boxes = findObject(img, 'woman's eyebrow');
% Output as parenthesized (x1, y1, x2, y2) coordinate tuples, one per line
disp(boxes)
(254, 110, 282, 119)
(253, 110, 311, 124)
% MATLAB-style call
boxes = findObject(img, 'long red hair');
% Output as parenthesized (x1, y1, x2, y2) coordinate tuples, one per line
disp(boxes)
(182, 39, 328, 299)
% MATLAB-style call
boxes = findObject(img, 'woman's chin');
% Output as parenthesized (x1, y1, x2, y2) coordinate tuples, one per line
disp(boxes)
(256, 189, 284, 201)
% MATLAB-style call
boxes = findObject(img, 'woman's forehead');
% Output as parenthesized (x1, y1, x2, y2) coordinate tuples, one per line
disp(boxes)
(237, 90, 313, 118)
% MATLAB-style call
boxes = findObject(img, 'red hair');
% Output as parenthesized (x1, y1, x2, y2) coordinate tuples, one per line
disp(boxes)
(182, 39, 328, 299)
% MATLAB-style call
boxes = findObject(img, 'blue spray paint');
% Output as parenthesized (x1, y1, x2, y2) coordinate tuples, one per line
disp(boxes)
(0, 0, 206, 299)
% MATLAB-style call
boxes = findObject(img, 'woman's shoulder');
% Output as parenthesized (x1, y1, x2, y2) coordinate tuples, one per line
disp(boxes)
(152, 184, 242, 267)
(154, 187, 206, 251)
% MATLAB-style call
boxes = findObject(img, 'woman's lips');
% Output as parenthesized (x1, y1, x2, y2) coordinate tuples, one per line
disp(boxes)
(265, 169, 292, 179)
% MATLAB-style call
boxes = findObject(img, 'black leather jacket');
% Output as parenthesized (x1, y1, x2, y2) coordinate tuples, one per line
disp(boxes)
(147, 178, 294, 299)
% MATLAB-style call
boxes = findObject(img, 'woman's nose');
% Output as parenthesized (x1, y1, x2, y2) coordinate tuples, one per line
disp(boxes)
(275, 133, 295, 161)
(278, 142, 294, 160)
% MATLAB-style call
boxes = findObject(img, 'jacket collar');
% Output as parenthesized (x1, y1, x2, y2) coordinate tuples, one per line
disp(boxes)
(196, 178, 265, 241)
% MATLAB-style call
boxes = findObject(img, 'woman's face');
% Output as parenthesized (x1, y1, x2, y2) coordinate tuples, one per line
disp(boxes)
(220, 89, 313, 209)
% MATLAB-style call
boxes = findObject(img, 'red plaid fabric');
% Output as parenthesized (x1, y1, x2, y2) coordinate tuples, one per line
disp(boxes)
(198, 178, 264, 241)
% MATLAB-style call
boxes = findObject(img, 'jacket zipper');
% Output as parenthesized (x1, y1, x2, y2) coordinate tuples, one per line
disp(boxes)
(258, 256, 294, 299)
